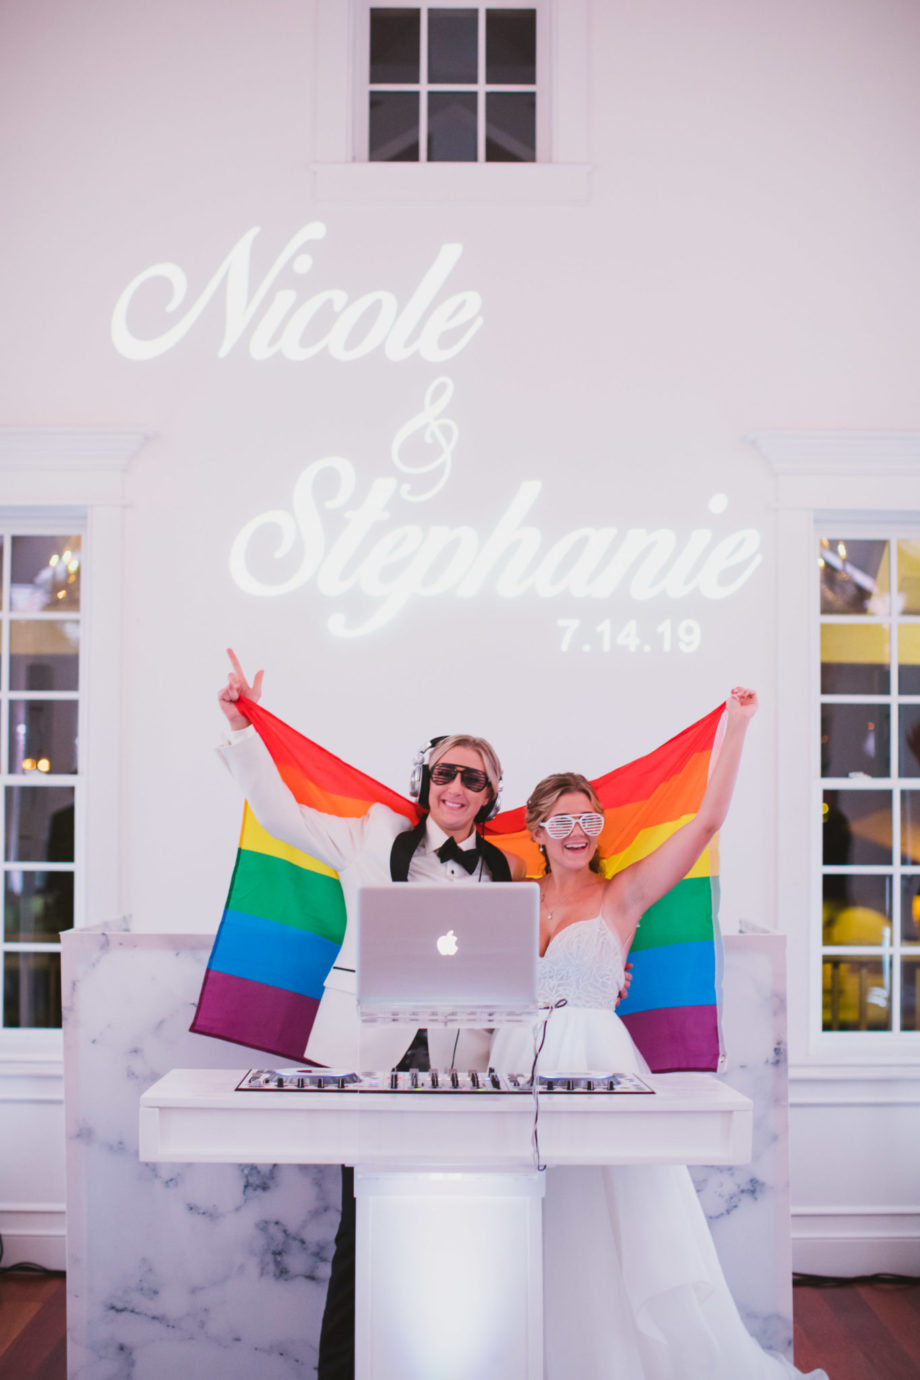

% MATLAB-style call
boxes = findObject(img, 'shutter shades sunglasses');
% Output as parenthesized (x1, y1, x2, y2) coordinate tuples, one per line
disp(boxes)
(540, 812, 605, 840)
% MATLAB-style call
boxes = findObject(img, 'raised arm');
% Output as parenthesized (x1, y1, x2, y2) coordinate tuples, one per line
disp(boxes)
(218, 647, 264, 730)
(216, 648, 375, 869)
(607, 687, 758, 934)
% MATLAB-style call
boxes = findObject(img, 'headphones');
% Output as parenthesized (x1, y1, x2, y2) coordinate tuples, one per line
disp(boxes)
(409, 736, 502, 823)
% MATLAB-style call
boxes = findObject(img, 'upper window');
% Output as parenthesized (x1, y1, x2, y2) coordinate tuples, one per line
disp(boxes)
(363, 4, 539, 162)
(819, 531, 920, 1038)
(1, 528, 82, 1031)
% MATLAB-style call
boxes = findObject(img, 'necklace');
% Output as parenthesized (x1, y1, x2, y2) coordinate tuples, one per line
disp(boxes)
(540, 876, 604, 927)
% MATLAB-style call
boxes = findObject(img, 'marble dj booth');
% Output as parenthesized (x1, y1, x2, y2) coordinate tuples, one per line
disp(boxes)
(62, 926, 795, 1380)
(139, 1065, 752, 1379)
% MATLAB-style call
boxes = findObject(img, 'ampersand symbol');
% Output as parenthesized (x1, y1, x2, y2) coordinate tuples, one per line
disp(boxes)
(390, 376, 458, 502)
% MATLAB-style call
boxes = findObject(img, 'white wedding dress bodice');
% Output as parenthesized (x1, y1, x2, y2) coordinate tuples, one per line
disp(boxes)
(490, 917, 829, 1380)
(537, 914, 626, 1010)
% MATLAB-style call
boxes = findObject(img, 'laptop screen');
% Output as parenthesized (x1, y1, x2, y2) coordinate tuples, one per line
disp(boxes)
(355, 883, 540, 1025)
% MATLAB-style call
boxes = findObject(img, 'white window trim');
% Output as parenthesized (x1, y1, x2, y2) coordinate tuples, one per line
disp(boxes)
(752, 429, 920, 1069)
(0, 427, 149, 1062)
(816, 522, 920, 1042)
(311, 0, 591, 204)
(355, 1, 545, 164)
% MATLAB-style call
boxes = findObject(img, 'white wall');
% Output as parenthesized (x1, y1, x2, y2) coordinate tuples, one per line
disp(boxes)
(1, 0, 918, 1273)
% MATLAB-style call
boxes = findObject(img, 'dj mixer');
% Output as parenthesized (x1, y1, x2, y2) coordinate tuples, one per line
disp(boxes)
(237, 1069, 653, 1094)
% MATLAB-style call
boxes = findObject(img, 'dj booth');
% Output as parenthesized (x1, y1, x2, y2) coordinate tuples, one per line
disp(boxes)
(139, 1066, 752, 1379)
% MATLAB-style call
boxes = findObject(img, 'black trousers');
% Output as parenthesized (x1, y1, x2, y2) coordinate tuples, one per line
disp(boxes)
(316, 1034, 429, 1378)
(317, 1165, 356, 1379)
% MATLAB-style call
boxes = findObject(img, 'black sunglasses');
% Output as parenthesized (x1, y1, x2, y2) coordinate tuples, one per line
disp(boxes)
(430, 762, 490, 793)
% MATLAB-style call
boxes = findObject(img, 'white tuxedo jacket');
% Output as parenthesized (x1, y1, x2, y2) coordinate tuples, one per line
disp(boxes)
(218, 729, 494, 1071)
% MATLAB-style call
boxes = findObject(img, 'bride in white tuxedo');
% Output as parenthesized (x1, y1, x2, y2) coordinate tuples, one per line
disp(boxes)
(491, 688, 829, 1380)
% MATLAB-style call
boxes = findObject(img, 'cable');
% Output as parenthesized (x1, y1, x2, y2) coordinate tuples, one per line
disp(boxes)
(0, 1233, 63, 1276)
(529, 999, 567, 1172)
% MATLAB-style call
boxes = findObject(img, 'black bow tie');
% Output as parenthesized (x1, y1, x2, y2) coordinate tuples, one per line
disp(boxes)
(435, 835, 480, 874)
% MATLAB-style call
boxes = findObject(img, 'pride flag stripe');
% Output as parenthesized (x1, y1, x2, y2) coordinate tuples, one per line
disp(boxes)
(623, 1006, 721, 1073)
(601, 822, 713, 878)
(244, 703, 417, 819)
(240, 808, 339, 878)
(193, 968, 321, 1062)
(230, 848, 347, 940)
(486, 750, 712, 842)
(269, 777, 389, 821)
(595, 751, 711, 823)
(627, 877, 717, 951)
(593, 748, 710, 807)
(616, 940, 717, 1015)
(209, 909, 341, 997)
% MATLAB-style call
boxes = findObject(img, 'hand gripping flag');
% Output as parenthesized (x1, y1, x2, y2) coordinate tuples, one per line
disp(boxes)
(191, 701, 726, 1070)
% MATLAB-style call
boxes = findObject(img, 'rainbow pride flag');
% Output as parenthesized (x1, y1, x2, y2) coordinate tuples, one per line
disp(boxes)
(190, 701, 417, 1061)
(192, 702, 725, 1070)
(486, 705, 725, 1071)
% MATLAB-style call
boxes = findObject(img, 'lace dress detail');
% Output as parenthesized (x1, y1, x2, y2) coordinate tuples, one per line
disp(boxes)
(539, 915, 625, 1010)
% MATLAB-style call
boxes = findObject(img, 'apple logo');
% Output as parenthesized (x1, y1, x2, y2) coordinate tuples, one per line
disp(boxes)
(436, 929, 459, 957)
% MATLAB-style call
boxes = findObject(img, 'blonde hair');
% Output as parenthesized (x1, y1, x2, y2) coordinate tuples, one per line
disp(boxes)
(429, 734, 502, 804)
(525, 772, 603, 874)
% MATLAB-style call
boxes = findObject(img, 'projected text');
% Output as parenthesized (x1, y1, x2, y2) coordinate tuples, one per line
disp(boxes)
(111, 224, 483, 364)
(228, 382, 762, 636)
(557, 618, 702, 654)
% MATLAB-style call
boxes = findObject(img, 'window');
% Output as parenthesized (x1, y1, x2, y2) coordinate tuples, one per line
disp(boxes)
(819, 531, 920, 1035)
(752, 427, 920, 1063)
(312, 0, 588, 203)
(1, 527, 82, 1030)
(364, 4, 540, 162)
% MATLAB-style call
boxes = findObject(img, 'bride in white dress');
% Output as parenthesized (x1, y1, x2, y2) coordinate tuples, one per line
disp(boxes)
(491, 688, 828, 1380)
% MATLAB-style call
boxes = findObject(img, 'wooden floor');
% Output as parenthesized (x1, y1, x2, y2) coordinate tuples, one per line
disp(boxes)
(793, 1276, 920, 1380)
(0, 1272, 66, 1380)
(0, 1271, 917, 1378)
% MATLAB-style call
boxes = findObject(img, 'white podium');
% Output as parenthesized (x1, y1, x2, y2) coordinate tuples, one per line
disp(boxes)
(139, 1070, 752, 1380)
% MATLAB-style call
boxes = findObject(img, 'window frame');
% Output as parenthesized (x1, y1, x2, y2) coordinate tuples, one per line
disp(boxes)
(310, 0, 590, 205)
(0, 427, 146, 1062)
(356, 1, 548, 164)
(816, 525, 920, 1046)
(0, 517, 84, 1036)
(753, 428, 920, 1068)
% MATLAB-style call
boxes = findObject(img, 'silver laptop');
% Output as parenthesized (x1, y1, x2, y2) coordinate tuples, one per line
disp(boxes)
(356, 883, 540, 1025)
